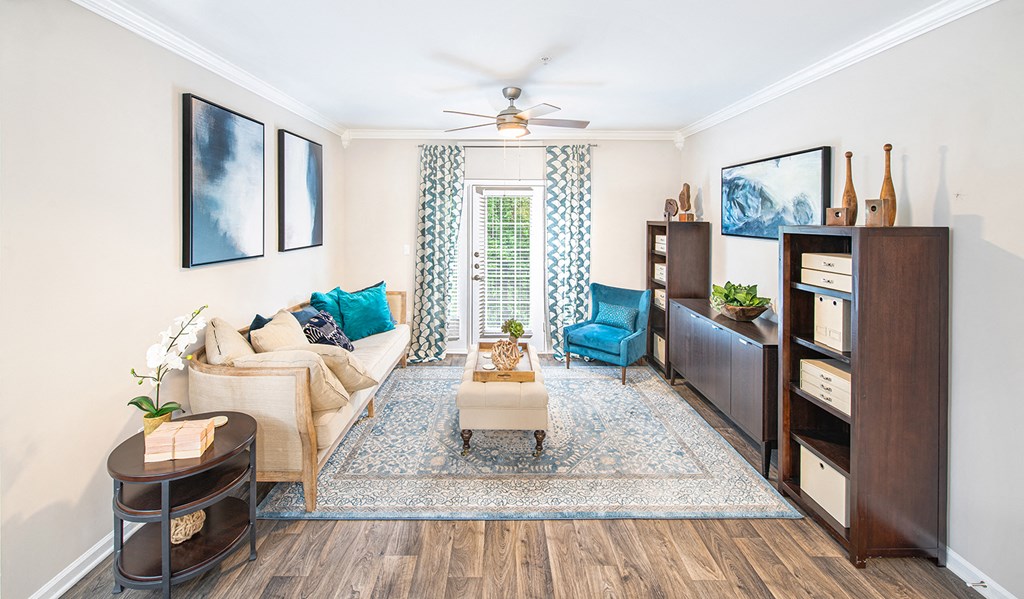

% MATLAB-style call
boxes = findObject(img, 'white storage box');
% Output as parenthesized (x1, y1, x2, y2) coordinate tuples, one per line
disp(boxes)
(653, 263, 667, 283)
(800, 445, 850, 527)
(801, 268, 852, 293)
(653, 334, 666, 364)
(801, 252, 853, 276)
(799, 359, 852, 417)
(654, 234, 667, 252)
(653, 288, 666, 309)
(814, 294, 852, 352)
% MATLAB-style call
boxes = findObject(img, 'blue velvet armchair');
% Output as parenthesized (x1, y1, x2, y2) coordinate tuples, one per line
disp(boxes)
(564, 283, 652, 384)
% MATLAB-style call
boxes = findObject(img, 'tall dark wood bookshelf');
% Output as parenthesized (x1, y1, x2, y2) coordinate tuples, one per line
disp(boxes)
(778, 225, 948, 568)
(645, 220, 710, 377)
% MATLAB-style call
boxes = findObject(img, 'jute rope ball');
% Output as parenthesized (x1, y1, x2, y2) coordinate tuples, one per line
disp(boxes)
(491, 340, 521, 371)
(170, 509, 206, 544)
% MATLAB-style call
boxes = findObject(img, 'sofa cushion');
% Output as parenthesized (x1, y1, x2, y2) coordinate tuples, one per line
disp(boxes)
(594, 304, 638, 332)
(249, 306, 318, 340)
(310, 289, 344, 333)
(311, 404, 355, 450)
(334, 281, 396, 341)
(205, 317, 256, 365)
(250, 310, 309, 353)
(231, 349, 350, 411)
(566, 323, 632, 355)
(281, 343, 377, 394)
(351, 323, 411, 382)
(303, 310, 355, 351)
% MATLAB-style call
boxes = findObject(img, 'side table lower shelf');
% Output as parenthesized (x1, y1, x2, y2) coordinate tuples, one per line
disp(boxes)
(117, 498, 252, 585)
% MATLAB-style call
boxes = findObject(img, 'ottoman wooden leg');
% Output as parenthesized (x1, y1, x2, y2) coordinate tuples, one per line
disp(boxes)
(460, 429, 473, 456)
(533, 430, 546, 457)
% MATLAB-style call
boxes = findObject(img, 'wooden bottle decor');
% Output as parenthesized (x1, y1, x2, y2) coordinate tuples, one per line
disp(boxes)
(879, 143, 897, 226)
(842, 151, 858, 222)
(678, 183, 695, 221)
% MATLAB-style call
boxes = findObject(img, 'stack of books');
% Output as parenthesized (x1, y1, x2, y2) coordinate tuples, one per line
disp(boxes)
(144, 419, 216, 463)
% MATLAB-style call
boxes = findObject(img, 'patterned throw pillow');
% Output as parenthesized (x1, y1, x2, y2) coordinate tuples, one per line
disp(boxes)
(304, 310, 355, 351)
(594, 304, 639, 332)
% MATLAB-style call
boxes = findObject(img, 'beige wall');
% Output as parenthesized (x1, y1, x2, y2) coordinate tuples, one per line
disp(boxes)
(0, 1, 344, 597)
(679, 1, 1023, 595)
(342, 139, 681, 320)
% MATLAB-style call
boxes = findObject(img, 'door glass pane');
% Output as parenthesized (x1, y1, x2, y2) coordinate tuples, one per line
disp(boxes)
(482, 194, 531, 334)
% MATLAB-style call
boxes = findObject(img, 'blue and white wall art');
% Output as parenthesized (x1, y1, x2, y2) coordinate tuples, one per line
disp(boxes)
(721, 146, 831, 240)
(278, 130, 324, 251)
(183, 94, 265, 267)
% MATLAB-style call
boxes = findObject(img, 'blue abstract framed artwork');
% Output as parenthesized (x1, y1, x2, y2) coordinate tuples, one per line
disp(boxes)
(721, 146, 831, 240)
(182, 94, 265, 267)
(278, 130, 324, 251)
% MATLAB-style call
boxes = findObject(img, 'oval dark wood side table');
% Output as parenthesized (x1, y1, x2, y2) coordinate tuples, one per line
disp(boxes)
(107, 411, 257, 598)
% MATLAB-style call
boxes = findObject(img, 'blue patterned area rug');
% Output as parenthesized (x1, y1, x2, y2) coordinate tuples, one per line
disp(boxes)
(258, 365, 799, 520)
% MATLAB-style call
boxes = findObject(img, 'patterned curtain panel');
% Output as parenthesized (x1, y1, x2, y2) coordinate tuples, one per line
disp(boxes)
(545, 145, 592, 359)
(409, 145, 465, 363)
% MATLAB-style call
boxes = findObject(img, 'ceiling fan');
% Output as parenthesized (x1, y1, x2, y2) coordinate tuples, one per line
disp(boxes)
(444, 87, 590, 138)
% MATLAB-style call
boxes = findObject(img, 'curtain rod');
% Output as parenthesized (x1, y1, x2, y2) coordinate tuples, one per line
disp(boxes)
(417, 144, 597, 148)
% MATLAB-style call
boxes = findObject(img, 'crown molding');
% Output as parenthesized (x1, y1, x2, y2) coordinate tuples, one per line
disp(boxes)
(677, 0, 1003, 139)
(69, 0, 347, 137)
(345, 129, 678, 142)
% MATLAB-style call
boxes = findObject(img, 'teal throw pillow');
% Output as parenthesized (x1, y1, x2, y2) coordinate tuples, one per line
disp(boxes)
(333, 281, 395, 341)
(594, 304, 638, 332)
(310, 289, 344, 330)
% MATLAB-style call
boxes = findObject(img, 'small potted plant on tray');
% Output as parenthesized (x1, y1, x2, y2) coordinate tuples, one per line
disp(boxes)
(501, 318, 524, 343)
(710, 282, 771, 322)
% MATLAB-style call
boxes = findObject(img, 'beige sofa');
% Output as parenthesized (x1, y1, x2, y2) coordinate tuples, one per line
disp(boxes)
(188, 291, 410, 511)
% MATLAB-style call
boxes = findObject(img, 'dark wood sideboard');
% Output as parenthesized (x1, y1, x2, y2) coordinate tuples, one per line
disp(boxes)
(668, 298, 778, 477)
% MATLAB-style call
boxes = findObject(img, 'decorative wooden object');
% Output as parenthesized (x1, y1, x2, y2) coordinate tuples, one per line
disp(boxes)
(490, 339, 521, 371)
(645, 221, 711, 378)
(678, 183, 695, 221)
(663, 198, 679, 221)
(864, 199, 892, 227)
(668, 299, 778, 477)
(842, 151, 858, 222)
(144, 419, 216, 463)
(473, 341, 535, 382)
(827, 207, 855, 226)
(778, 226, 948, 568)
(719, 304, 769, 322)
(108, 411, 258, 597)
(879, 143, 896, 226)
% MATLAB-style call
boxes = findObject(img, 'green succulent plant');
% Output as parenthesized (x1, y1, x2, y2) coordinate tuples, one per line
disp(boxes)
(501, 318, 525, 339)
(710, 281, 771, 310)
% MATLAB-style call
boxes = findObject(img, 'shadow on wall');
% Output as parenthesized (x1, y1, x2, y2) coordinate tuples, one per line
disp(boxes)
(695, 186, 705, 221)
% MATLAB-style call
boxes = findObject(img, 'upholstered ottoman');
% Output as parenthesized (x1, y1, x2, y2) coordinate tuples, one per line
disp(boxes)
(456, 344, 549, 457)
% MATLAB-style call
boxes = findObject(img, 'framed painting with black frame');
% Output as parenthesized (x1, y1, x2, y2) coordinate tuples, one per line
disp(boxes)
(721, 146, 831, 240)
(277, 129, 324, 252)
(182, 93, 265, 268)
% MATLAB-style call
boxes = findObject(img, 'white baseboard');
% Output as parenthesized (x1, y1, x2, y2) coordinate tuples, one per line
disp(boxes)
(29, 523, 141, 599)
(946, 548, 1019, 599)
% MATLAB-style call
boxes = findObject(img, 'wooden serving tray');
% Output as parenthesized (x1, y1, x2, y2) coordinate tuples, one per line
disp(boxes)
(472, 342, 536, 383)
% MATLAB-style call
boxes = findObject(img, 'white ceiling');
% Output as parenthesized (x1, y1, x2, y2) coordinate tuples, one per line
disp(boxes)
(92, 0, 970, 135)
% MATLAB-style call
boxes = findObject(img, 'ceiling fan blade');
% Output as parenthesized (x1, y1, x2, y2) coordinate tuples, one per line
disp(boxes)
(443, 123, 494, 133)
(515, 103, 560, 120)
(527, 118, 590, 129)
(443, 110, 497, 120)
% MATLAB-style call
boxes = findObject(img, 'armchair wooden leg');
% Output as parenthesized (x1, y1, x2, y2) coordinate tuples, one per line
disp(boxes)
(367, 398, 375, 418)
(621, 366, 626, 384)
(566, 352, 570, 369)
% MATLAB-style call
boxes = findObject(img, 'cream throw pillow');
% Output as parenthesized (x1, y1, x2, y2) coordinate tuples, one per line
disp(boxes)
(205, 317, 255, 365)
(250, 310, 309, 353)
(230, 350, 350, 411)
(280, 344, 377, 393)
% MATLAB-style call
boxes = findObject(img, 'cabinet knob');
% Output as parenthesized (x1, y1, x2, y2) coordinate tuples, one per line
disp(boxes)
(738, 339, 750, 346)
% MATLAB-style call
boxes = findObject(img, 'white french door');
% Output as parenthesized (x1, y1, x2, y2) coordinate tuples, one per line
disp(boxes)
(446, 181, 546, 353)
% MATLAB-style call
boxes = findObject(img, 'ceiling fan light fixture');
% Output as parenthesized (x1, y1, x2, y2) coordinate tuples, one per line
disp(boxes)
(497, 121, 529, 139)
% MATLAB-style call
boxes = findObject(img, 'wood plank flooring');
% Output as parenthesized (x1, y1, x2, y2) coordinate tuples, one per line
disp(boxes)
(67, 359, 978, 599)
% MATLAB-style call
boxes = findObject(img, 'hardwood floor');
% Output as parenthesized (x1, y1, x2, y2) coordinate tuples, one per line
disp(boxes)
(68, 359, 978, 599)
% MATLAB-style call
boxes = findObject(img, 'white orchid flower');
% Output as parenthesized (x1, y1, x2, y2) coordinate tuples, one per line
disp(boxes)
(146, 343, 168, 369)
(164, 353, 185, 371)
